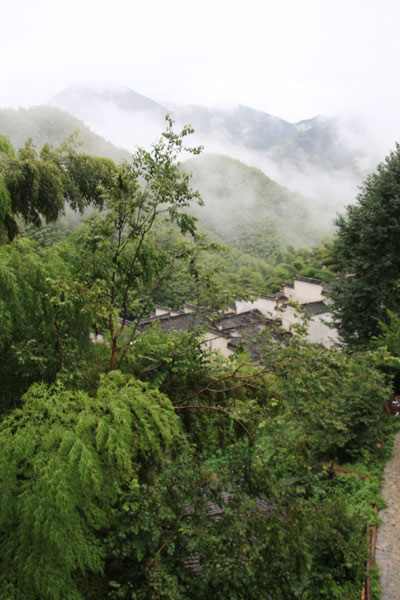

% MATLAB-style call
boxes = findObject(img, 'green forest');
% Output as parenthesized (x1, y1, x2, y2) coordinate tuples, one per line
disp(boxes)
(1, 118, 400, 599)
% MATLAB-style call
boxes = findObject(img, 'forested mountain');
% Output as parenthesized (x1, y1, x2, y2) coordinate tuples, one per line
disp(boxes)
(173, 104, 357, 170)
(0, 105, 129, 162)
(51, 84, 364, 171)
(0, 103, 327, 259)
(185, 154, 324, 258)
(48, 85, 371, 224)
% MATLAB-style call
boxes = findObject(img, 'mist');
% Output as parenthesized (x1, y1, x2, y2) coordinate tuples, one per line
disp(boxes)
(49, 87, 391, 244)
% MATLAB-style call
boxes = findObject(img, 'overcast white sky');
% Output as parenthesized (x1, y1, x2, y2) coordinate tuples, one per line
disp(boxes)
(1, 0, 400, 134)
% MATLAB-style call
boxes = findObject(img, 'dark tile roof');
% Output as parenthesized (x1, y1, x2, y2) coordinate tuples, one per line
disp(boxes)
(301, 301, 327, 315)
(214, 309, 266, 331)
(226, 318, 287, 360)
(249, 292, 286, 300)
(183, 301, 209, 313)
(138, 308, 286, 359)
(139, 311, 213, 333)
(294, 275, 323, 285)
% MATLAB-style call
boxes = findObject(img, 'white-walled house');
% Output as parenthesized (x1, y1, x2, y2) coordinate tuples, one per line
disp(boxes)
(283, 276, 325, 304)
(108, 276, 339, 360)
(236, 276, 340, 348)
(236, 293, 286, 320)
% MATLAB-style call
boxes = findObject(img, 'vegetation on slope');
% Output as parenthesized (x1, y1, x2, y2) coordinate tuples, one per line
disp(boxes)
(184, 154, 326, 258)
(0, 105, 129, 161)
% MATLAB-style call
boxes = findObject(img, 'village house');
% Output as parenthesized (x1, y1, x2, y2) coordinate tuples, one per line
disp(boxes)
(137, 307, 284, 359)
(114, 276, 339, 359)
(236, 275, 339, 347)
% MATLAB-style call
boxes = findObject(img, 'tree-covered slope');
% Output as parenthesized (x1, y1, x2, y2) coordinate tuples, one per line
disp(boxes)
(184, 153, 325, 260)
(0, 106, 129, 162)
(176, 105, 358, 170)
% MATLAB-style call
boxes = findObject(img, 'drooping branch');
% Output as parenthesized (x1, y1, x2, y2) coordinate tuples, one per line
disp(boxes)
(152, 527, 180, 600)
(173, 364, 268, 405)
(174, 404, 254, 443)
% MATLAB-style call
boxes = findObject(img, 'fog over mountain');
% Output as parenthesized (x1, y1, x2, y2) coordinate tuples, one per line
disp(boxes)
(0, 83, 383, 249)
(50, 84, 380, 222)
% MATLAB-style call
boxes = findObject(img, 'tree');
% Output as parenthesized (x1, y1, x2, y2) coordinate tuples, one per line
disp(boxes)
(0, 134, 116, 240)
(0, 238, 97, 410)
(0, 371, 181, 600)
(67, 117, 223, 374)
(330, 143, 400, 345)
(0, 121, 393, 600)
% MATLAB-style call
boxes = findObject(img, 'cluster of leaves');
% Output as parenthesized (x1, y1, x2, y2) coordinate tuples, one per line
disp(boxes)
(0, 237, 98, 410)
(0, 372, 181, 600)
(0, 132, 116, 240)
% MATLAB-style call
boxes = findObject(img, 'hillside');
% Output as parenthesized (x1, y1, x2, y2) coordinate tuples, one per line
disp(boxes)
(174, 105, 358, 171)
(184, 154, 325, 259)
(0, 103, 327, 258)
(48, 85, 369, 217)
(0, 105, 129, 162)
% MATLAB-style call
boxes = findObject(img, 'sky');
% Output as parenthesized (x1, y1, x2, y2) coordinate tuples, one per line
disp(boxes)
(1, 0, 400, 145)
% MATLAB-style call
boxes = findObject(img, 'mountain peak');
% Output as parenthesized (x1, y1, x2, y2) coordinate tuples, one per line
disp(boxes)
(51, 84, 167, 115)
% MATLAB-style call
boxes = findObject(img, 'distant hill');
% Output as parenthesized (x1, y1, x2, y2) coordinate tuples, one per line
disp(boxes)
(51, 85, 168, 151)
(173, 105, 357, 171)
(184, 154, 325, 258)
(0, 105, 129, 161)
(48, 85, 370, 215)
(0, 100, 330, 256)
(52, 84, 167, 118)
(50, 85, 366, 172)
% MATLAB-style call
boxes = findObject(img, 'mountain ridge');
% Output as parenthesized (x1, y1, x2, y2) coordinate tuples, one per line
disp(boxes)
(50, 84, 367, 174)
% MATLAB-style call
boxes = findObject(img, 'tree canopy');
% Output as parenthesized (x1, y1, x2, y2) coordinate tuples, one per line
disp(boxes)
(0, 133, 116, 240)
(330, 143, 400, 345)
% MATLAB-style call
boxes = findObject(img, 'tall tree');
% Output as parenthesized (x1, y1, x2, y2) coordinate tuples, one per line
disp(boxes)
(330, 143, 400, 345)
(68, 117, 221, 373)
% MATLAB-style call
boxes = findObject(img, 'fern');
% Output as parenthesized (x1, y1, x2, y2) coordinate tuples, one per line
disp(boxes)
(0, 371, 181, 600)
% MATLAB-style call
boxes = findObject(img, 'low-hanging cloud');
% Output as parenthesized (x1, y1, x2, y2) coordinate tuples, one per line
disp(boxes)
(50, 86, 394, 244)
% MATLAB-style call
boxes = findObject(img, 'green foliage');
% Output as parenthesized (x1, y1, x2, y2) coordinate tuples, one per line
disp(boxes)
(67, 118, 226, 372)
(0, 121, 394, 600)
(0, 134, 117, 240)
(331, 143, 400, 345)
(4, 139, 65, 227)
(0, 238, 95, 409)
(0, 105, 128, 161)
(0, 133, 15, 157)
(48, 136, 117, 212)
(259, 336, 390, 462)
(0, 372, 180, 600)
(0, 173, 11, 219)
(302, 495, 366, 599)
(106, 444, 308, 600)
(185, 153, 325, 260)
